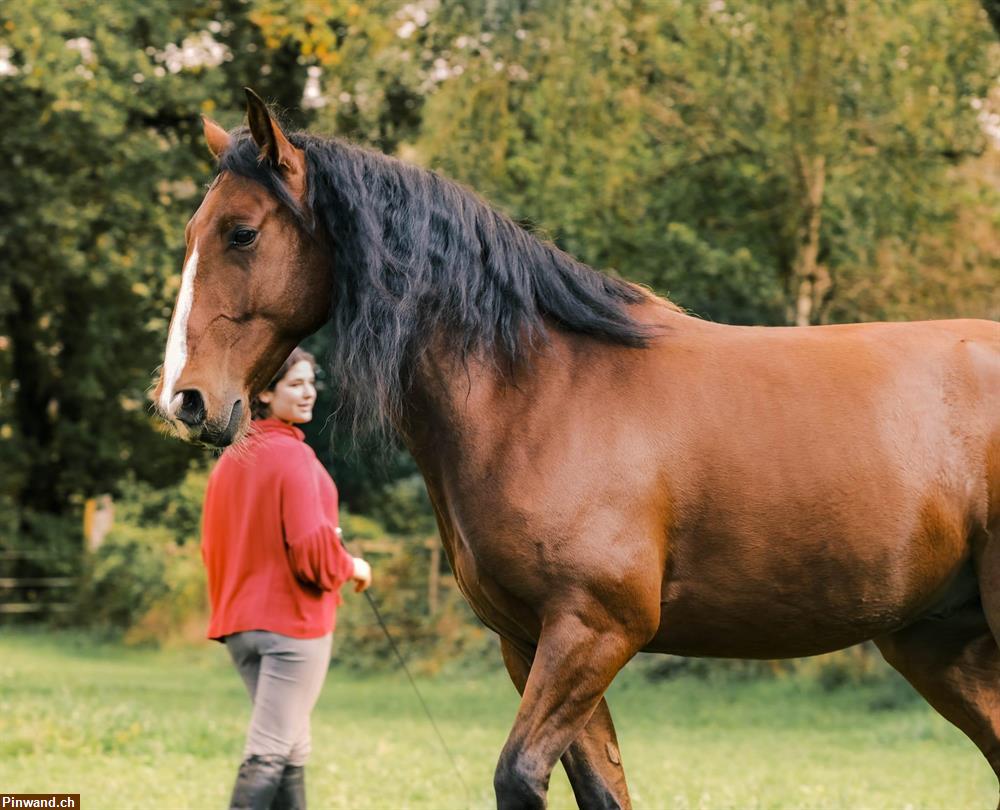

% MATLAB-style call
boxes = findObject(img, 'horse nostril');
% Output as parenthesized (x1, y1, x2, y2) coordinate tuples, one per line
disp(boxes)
(175, 389, 206, 428)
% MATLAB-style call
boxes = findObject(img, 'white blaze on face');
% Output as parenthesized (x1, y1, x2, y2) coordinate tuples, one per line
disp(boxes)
(159, 241, 199, 414)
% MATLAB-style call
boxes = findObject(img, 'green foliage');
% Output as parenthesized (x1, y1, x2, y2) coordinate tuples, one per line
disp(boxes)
(0, 0, 330, 555)
(640, 644, 909, 697)
(334, 541, 495, 674)
(370, 474, 437, 536)
(408, 0, 999, 325)
(74, 464, 209, 639)
(113, 465, 212, 547)
(332, 508, 493, 673)
(1, 2, 211, 532)
(75, 522, 174, 633)
(637, 644, 935, 721)
(639, 654, 784, 683)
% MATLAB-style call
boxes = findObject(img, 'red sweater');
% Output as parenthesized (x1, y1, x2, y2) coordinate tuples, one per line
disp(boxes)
(201, 418, 356, 640)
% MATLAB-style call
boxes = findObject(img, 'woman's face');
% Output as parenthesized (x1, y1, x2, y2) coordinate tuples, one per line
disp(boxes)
(257, 360, 316, 424)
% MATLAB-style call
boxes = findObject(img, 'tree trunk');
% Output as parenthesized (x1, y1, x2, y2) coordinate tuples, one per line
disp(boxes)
(788, 152, 831, 326)
(982, 0, 1000, 38)
(8, 281, 61, 521)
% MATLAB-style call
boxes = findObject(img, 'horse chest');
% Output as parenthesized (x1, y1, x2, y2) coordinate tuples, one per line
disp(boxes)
(438, 526, 545, 644)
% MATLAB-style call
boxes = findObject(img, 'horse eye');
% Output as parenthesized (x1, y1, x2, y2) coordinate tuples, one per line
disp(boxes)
(231, 228, 257, 248)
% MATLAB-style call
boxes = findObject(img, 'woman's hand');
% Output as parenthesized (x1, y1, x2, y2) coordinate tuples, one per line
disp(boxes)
(351, 557, 372, 593)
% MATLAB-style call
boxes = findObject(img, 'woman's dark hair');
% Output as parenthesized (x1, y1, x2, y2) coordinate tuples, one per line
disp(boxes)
(250, 347, 317, 420)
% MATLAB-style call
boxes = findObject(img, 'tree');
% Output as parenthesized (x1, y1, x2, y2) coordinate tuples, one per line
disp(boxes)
(408, 0, 998, 324)
(0, 0, 319, 559)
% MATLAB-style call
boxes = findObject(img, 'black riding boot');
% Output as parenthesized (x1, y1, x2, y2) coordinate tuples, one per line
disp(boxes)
(228, 754, 287, 810)
(271, 765, 306, 810)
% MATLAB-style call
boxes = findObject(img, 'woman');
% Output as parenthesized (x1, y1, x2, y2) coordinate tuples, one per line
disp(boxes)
(201, 347, 372, 810)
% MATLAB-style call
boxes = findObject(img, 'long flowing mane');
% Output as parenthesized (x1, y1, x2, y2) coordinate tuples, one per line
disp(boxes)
(218, 130, 654, 438)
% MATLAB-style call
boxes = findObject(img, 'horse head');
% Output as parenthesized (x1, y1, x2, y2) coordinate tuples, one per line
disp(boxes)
(154, 90, 329, 447)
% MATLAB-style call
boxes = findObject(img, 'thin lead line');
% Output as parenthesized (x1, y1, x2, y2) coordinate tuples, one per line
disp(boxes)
(362, 588, 473, 806)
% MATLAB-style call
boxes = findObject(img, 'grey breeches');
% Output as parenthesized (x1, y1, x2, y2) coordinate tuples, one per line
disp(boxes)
(224, 630, 333, 766)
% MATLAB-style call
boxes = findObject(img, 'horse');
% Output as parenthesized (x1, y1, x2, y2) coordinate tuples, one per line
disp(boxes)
(155, 89, 1000, 809)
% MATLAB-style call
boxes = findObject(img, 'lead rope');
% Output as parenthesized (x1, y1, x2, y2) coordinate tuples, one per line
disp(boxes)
(360, 586, 474, 806)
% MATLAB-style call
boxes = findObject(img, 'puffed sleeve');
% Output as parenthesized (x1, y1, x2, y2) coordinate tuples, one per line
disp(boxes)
(279, 453, 356, 593)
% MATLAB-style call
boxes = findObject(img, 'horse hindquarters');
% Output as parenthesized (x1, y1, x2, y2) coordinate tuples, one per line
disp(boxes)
(876, 528, 1000, 805)
(875, 609, 1000, 781)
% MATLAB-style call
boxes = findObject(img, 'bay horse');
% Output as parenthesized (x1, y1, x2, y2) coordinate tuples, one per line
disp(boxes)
(155, 90, 1000, 809)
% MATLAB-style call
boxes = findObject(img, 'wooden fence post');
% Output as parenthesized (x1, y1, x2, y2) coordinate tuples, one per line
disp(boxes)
(83, 494, 114, 552)
(427, 538, 440, 616)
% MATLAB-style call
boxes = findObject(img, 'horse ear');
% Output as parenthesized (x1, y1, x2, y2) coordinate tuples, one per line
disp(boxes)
(244, 87, 306, 201)
(202, 115, 231, 160)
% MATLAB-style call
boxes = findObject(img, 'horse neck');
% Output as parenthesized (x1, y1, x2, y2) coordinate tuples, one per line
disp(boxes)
(401, 325, 616, 497)
(398, 323, 587, 476)
(399, 331, 504, 455)
(396, 298, 680, 483)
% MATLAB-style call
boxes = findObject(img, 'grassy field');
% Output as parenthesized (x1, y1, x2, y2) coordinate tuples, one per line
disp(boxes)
(0, 630, 994, 810)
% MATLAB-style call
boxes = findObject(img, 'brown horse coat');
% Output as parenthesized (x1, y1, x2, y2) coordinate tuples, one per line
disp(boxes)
(407, 308, 997, 660)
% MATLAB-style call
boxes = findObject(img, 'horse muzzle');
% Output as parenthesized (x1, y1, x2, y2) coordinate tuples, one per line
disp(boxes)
(162, 389, 245, 448)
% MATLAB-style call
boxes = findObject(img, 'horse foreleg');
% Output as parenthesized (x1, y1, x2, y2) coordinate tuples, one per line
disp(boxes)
(560, 698, 631, 810)
(499, 637, 631, 810)
(493, 613, 640, 810)
(874, 607, 1000, 800)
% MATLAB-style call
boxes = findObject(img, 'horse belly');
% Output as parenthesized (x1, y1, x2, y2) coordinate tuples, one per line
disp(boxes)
(643, 519, 974, 659)
(645, 590, 918, 660)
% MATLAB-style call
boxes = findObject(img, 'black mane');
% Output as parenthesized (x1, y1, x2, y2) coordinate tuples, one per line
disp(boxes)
(219, 130, 653, 439)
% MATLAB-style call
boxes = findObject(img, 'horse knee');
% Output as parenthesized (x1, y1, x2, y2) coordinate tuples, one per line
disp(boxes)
(494, 748, 548, 810)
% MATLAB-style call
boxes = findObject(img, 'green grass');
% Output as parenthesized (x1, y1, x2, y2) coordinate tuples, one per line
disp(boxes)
(0, 630, 994, 809)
